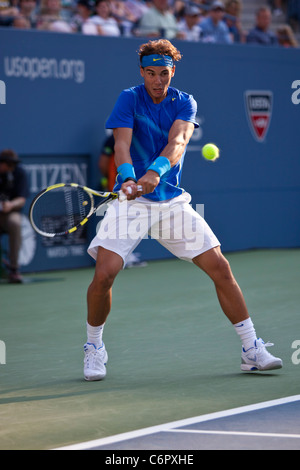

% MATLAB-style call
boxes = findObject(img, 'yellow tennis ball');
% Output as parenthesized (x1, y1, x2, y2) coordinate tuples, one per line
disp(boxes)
(202, 143, 220, 161)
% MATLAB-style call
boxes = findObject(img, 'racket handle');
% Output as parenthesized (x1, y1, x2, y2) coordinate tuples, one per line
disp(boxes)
(119, 190, 127, 202)
(119, 185, 143, 202)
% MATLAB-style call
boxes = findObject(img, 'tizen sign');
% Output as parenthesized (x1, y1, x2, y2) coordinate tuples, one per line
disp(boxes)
(244, 91, 273, 142)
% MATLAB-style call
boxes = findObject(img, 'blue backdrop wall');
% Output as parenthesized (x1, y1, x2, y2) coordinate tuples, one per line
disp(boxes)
(0, 28, 300, 271)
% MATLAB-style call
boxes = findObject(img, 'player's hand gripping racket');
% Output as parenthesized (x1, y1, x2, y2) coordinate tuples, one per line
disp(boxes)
(29, 183, 141, 238)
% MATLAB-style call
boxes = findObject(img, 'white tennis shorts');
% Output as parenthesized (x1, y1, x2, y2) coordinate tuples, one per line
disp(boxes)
(88, 192, 220, 265)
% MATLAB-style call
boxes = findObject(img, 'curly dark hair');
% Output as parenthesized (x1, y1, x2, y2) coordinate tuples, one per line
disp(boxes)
(138, 39, 182, 64)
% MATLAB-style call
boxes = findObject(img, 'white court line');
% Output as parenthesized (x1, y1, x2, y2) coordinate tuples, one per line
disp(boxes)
(54, 395, 300, 450)
(167, 429, 300, 440)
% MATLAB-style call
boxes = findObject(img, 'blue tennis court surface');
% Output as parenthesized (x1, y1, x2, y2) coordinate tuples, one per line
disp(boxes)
(57, 395, 300, 450)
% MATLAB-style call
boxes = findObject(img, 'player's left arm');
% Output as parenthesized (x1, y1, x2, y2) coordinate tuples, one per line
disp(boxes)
(161, 119, 195, 166)
(138, 119, 195, 194)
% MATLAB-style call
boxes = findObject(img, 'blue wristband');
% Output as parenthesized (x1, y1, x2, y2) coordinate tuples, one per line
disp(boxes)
(117, 163, 136, 182)
(147, 157, 171, 177)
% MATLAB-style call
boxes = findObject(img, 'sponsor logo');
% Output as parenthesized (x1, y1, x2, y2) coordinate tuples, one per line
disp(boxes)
(244, 91, 273, 142)
(24, 162, 88, 194)
(4, 57, 85, 84)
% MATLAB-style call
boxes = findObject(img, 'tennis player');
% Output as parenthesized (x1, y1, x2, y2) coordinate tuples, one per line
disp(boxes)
(84, 39, 282, 380)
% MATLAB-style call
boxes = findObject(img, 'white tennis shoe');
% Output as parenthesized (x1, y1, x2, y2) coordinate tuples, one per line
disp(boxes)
(84, 342, 108, 381)
(241, 338, 283, 371)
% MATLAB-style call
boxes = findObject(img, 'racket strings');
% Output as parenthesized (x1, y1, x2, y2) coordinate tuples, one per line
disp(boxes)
(31, 186, 93, 236)
(77, 190, 91, 220)
(64, 186, 76, 230)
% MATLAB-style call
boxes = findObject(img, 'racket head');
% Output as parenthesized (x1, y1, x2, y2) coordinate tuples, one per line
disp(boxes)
(29, 183, 115, 238)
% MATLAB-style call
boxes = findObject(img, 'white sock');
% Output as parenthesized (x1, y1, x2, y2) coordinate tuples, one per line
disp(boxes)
(86, 322, 104, 348)
(234, 317, 257, 351)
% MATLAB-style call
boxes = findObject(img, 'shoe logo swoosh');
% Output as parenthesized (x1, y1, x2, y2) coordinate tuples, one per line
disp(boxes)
(248, 355, 257, 361)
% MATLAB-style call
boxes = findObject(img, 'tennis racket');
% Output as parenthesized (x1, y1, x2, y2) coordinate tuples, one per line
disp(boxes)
(29, 183, 139, 238)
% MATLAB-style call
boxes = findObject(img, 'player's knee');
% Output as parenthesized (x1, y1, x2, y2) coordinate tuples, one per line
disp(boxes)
(201, 251, 233, 284)
(214, 256, 234, 285)
(92, 266, 118, 290)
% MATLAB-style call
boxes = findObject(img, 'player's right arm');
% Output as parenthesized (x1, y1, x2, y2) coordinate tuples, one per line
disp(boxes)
(113, 127, 141, 199)
(113, 127, 133, 168)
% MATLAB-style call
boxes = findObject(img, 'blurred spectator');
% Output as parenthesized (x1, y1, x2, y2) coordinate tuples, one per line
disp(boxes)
(269, 0, 286, 17)
(70, 0, 98, 34)
(200, 0, 233, 44)
(247, 6, 279, 46)
(137, 0, 180, 39)
(12, 14, 31, 27)
(90, 0, 121, 36)
(0, 149, 28, 284)
(277, 23, 298, 46)
(195, 0, 218, 15)
(124, 0, 149, 23)
(287, 0, 300, 32)
(106, 0, 138, 35)
(36, 0, 73, 32)
(0, 0, 18, 16)
(114, 0, 149, 36)
(177, 4, 203, 41)
(60, 0, 76, 20)
(0, 0, 19, 25)
(108, 0, 128, 21)
(223, 0, 245, 43)
(172, 0, 187, 21)
(17, 0, 38, 27)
